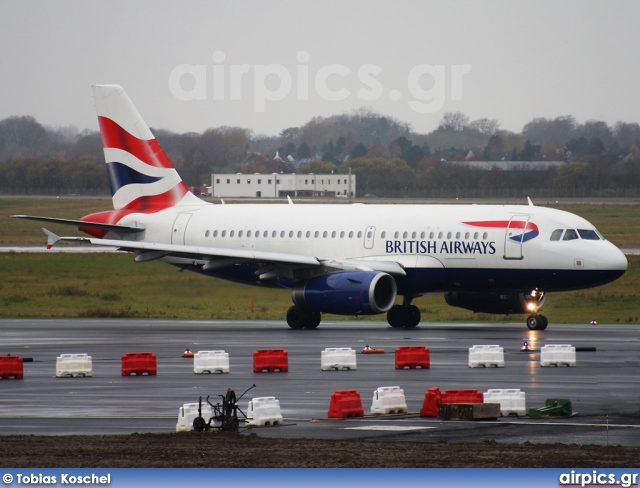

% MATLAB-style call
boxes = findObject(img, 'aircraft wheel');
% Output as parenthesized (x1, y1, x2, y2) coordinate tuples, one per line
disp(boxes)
(526, 314, 544, 330)
(406, 305, 421, 328)
(304, 311, 322, 329)
(286, 306, 307, 329)
(387, 305, 405, 328)
(539, 315, 549, 330)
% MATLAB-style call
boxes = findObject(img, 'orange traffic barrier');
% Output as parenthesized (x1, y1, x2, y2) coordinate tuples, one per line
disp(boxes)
(328, 390, 365, 418)
(395, 346, 430, 369)
(121, 352, 157, 376)
(253, 349, 288, 372)
(0, 356, 23, 379)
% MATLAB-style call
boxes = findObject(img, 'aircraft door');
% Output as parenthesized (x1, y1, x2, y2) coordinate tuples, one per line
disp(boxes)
(363, 226, 376, 249)
(503, 215, 530, 260)
(172, 213, 192, 245)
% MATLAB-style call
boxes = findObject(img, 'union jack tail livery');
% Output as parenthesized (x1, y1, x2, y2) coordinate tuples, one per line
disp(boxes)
(92, 84, 203, 212)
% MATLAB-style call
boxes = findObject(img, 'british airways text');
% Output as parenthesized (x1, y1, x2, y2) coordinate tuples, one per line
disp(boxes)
(385, 240, 497, 255)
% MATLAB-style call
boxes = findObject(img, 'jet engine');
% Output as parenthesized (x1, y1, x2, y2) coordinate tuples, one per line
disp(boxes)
(292, 271, 397, 315)
(444, 291, 545, 315)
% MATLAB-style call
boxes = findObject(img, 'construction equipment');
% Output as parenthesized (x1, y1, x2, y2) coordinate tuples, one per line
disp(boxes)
(193, 384, 256, 433)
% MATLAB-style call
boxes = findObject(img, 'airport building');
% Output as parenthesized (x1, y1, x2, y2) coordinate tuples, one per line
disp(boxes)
(209, 173, 356, 198)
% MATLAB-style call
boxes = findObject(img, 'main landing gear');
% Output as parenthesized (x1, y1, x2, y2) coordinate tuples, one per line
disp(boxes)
(526, 314, 548, 330)
(286, 306, 321, 329)
(387, 297, 421, 328)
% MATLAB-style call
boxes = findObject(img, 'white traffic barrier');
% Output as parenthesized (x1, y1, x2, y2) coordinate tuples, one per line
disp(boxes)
(483, 389, 527, 416)
(56, 354, 93, 377)
(370, 386, 408, 415)
(468, 345, 505, 368)
(176, 402, 213, 432)
(321, 347, 357, 371)
(194, 350, 230, 374)
(246, 397, 284, 426)
(540, 344, 576, 367)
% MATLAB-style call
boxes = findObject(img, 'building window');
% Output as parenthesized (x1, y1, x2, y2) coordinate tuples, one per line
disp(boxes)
(215, 179, 220, 184)
(305, 179, 308, 184)
(268, 179, 271, 184)
(277, 179, 280, 184)
(236, 179, 240, 184)
(226, 179, 230, 184)
(258, 179, 261, 184)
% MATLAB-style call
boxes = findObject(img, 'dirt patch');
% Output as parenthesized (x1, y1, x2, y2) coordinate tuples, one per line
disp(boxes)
(1, 433, 639, 468)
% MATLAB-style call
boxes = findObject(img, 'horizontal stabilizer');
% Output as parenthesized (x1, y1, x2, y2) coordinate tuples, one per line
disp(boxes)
(11, 215, 145, 234)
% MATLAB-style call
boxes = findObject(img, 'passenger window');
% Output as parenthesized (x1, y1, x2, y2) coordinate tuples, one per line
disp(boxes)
(213, 230, 218, 238)
(340, 231, 345, 238)
(254, 231, 259, 238)
(420, 232, 425, 239)
(350, 231, 355, 238)
(230, 231, 235, 237)
(550, 229, 563, 241)
(473, 232, 478, 239)
(465, 232, 469, 239)
(306, 231, 311, 238)
(264, 231, 268, 238)
(280, 231, 285, 238)
(563, 229, 579, 241)
(429, 232, 434, 239)
(289, 231, 294, 238)
(331, 231, 336, 238)
(394, 232, 399, 238)
(578, 229, 600, 240)
(357, 231, 362, 238)
(238, 231, 243, 238)
(438, 232, 443, 239)
(447, 232, 452, 239)
(482, 232, 488, 240)
(297, 231, 302, 238)
(221, 230, 226, 237)
(205, 230, 210, 237)
(247, 231, 251, 238)
(455, 232, 460, 239)
(323, 231, 328, 238)
(314, 231, 319, 238)
(272, 231, 276, 238)
(367, 231, 372, 238)
(411, 232, 416, 239)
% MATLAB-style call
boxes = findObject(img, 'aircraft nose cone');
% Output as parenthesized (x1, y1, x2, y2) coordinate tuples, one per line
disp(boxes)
(596, 246, 628, 272)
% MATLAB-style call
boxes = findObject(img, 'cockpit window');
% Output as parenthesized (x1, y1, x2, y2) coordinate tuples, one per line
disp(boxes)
(550, 229, 563, 241)
(563, 229, 579, 241)
(578, 229, 601, 240)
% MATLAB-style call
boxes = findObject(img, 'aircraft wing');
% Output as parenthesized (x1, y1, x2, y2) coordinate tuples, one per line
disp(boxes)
(12, 215, 145, 234)
(43, 230, 406, 277)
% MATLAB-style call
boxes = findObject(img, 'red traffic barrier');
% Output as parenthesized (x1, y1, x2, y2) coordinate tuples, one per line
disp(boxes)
(328, 390, 365, 418)
(420, 388, 483, 417)
(420, 387, 442, 417)
(121, 352, 157, 376)
(442, 389, 483, 404)
(0, 356, 23, 379)
(395, 346, 430, 369)
(253, 349, 288, 372)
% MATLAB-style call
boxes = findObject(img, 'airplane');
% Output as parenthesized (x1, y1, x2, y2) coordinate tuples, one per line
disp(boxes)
(13, 85, 628, 330)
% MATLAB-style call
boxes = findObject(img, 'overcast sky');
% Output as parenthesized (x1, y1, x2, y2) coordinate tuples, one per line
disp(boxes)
(1, 0, 639, 137)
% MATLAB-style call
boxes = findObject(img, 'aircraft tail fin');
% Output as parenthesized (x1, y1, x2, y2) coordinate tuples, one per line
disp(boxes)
(92, 84, 203, 211)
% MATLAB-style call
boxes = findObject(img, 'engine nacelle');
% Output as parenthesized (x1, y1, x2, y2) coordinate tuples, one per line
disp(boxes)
(445, 291, 544, 315)
(292, 271, 397, 316)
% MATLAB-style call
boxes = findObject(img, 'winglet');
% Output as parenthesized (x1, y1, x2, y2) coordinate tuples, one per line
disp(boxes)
(43, 228, 60, 249)
(527, 196, 534, 206)
(287, 196, 294, 205)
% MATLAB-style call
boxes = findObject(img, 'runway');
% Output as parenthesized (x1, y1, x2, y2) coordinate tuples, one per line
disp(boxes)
(1, 319, 639, 446)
